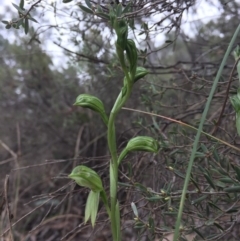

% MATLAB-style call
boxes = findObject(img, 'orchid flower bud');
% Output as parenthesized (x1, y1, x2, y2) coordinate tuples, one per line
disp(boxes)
(126, 39, 138, 80)
(133, 67, 149, 83)
(74, 94, 108, 125)
(69, 165, 103, 192)
(118, 136, 159, 164)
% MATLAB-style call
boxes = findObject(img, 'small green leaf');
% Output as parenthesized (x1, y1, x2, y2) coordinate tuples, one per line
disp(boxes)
(17, 18, 24, 27)
(27, 15, 38, 23)
(224, 186, 240, 193)
(214, 221, 224, 231)
(200, 143, 208, 153)
(5, 24, 11, 29)
(192, 228, 205, 240)
(134, 221, 145, 229)
(85, 190, 100, 226)
(233, 165, 240, 181)
(24, 18, 29, 34)
(116, 4, 122, 17)
(2, 20, 9, 24)
(195, 152, 205, 158)
(63, 0, 73, 2)
(96, 5, 103, 13)
(20, 0, 24, 9)
(79, 5, 94, 14)
(12, 3, 25, 14)
(96, 12, 110, 20)
(122, 2, 131, 14)
(145, 196, 163, 201)
(213, 149, 220, 162)
(208, 202, 222, 211)
(219, 177, 235, 184)
(205, 219, 215, 226)
(131, 202, 139, 217)
(203, 173, 216, 189)
(191, 195, 207, 205)
(226, 208, 239, 213)
(85, 0, 92, 9)
(215, 181, 227, 188)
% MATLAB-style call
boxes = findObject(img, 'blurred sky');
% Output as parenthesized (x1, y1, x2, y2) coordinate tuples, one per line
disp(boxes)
(0, 0, 223, 68)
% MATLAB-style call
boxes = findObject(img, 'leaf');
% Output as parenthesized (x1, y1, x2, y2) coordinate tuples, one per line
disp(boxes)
(122, 2, 131, 14)
(226, 208, 239, 213)
(145, 196, 163, 201)
(224, 186, 240, 193)
(131, 202, 139, 217)
(191, 195, 207, 205)
(85, 0, 92, 9)
(208, 202, 222, 211)
(200, 143, 208, 153)
(24, 18, 29, 34)
(79, 5, 94, 14)
(12, 3, 25, 14)
(233, 165, 240, 181)
(63, 0, 73, 2)
(27, 15, 38, 23)
(116, 4, 122, 17)
(96, 5, 103, 13)
(2, 20, 9, 24)
(203, 172, 216, 189)
(214, 221, 224, 231)
(192, 228, 205, 240)
(219, 177, 235, 184)
(5, 24, 11, 29)
(17, 18, 24, 27)
(85, 190, 100, 226)
(213, 149, 220, 162)
(20, 0, 24, 9)
(134, 221, 145, 229)
(96, 12, 110, 20)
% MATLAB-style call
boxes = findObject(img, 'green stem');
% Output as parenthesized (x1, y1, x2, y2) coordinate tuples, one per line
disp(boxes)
(173, 23, 240, 241)
(108, 82, 132, 241)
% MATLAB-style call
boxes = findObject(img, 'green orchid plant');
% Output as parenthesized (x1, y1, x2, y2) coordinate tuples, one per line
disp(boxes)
(67, 2, 159, 241)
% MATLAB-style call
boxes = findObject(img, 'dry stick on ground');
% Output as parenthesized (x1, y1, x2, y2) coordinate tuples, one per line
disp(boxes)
(211, 57, 240, 135)
(4, 175, 14, 241)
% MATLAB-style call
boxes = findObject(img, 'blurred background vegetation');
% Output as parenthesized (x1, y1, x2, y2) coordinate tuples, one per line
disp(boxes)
(1, 0, 240, 240)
